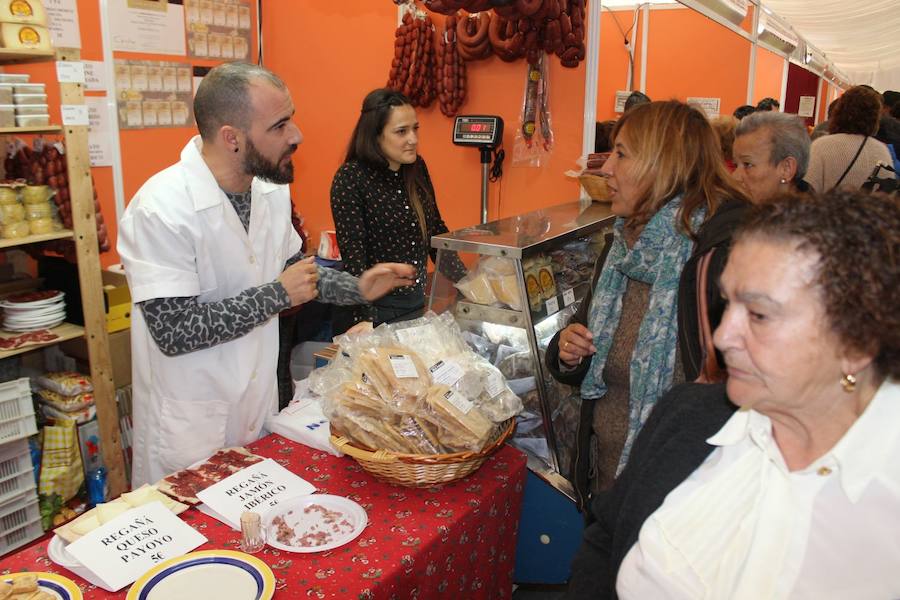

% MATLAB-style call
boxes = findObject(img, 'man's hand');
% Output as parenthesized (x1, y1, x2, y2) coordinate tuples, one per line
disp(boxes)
(358, 263, 416, 302)
(278, 256, 319, 307)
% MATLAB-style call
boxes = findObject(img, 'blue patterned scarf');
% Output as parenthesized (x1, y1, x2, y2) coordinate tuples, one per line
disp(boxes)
(580, 195, 698, 474)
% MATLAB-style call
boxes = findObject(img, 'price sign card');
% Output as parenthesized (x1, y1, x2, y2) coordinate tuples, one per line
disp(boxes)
(67, 501, 207, 591)
(196, 458, 316, 530)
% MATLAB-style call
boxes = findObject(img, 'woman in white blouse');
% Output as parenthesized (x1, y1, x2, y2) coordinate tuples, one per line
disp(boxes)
(565, 189, 900, 600)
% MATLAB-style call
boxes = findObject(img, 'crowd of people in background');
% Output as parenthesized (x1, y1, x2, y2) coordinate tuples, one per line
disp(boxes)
(566, 87, 898, 598)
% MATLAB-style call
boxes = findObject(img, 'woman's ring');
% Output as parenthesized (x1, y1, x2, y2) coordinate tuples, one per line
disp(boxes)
(564, 341, 569, 350)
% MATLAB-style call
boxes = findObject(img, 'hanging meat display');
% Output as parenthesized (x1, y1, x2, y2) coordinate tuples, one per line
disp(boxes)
(387, 9, 438, 108)
(419, 0, 586, 68)
(435, 14, 467, 116)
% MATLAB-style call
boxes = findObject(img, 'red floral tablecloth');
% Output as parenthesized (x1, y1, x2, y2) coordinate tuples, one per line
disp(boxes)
(0, 434, 527, 599)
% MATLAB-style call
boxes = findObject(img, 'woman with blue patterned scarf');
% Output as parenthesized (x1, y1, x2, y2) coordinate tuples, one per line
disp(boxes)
(546, 101, 749, 507)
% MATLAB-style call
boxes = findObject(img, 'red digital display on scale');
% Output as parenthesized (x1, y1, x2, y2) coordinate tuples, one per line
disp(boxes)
(460, 122, 490, 133)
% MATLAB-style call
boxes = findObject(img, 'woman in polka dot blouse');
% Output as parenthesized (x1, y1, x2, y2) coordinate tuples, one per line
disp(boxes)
(330, 88, 457, 335)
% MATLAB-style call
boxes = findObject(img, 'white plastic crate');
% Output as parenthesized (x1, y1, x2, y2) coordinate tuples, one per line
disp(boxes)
(0, 439, 35, 504)
(0, 378, 36, 445)
(0, 489, 41, 556)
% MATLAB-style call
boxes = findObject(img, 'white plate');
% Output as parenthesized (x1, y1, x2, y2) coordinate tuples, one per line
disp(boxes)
(2, 317, 64, 331)
(4, 309, 66, 323)
(0, 290, 65, 308)
(48, 534, 107, 590)
(126, 550, 275, 600)
(2, 301, 65, 315)
(262, 493, 367, 553)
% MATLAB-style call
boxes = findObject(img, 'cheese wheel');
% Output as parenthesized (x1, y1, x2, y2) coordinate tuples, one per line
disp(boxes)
(0, 0, 49, 26)
(0, 23, 52, 51)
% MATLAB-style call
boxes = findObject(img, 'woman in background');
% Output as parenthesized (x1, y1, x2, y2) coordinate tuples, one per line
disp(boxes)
(732, 111, 811, 204)
(330, 88, 454, 335)
(806, 85, 895, 192)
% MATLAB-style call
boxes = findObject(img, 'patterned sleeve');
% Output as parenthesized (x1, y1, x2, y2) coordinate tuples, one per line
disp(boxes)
(284, 248, 367, 306)
(138, 282, 291, 356)
(330, 163, 369, 277)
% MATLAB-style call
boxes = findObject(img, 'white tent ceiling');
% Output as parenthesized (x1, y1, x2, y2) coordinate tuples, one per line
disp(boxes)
(760, 0, 900, 91)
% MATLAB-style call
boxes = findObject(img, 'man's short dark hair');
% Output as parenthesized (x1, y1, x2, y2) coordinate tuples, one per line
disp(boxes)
(624, 91, 651, 113)
(756, 97, 780, 111)
(193, 62, 286, 141)
(883, 90, 900, 110)
(733, 104, 756, 120)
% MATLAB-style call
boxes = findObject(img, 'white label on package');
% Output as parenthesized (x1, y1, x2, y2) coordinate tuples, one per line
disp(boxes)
(429, 359, 465, 387)
(546, 297, 560, 315)
(443, 389, 474, 414)
(66, 501, 207, 592)
(562, 288, 576, 307)
(485, 372, 506, 399)
(196, 458, 316, 531)
(62, 104, 90, 126)
(389, 354, 419, 379)
(396, 323, 439, 347)
(56, 61, 86, 83)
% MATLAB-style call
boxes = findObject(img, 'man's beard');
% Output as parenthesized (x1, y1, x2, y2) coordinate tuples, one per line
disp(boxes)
(243, 138, 297, 184)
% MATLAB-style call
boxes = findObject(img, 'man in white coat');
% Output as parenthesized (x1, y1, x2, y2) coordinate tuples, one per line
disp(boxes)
(118, 63, 415, 486)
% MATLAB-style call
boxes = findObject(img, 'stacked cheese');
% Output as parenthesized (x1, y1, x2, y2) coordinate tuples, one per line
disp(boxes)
(0, 1, 51, 52)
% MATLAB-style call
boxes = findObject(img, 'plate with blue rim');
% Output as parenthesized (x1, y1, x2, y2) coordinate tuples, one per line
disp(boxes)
(2, 571, 83, 600)
(126, 550, 274, 600)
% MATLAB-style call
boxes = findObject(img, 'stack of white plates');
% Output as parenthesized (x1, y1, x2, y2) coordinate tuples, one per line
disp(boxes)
(0, 290, 66, 332)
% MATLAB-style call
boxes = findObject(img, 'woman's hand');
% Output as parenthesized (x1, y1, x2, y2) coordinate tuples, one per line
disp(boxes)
(357, 263, 416, 302)
(558, 324, 597, 367)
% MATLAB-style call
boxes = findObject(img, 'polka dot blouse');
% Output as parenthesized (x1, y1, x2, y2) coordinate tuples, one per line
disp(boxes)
(330, 157, 450, 296)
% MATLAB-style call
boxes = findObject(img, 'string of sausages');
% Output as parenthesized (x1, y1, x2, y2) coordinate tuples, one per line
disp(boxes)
(388, 1, 586, 116)
(387, 10, 438, 108)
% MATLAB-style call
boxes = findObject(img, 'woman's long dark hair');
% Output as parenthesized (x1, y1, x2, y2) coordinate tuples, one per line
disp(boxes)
(345, 88, 432, 242)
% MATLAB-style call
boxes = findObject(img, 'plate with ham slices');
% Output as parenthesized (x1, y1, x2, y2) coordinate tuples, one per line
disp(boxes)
(155, 447, 266, 505)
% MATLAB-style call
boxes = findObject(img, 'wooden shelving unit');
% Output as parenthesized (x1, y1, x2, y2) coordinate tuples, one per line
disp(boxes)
(0, 323, 85, 360)
(0, 230, 73, 250)
(0, 48, 126, 498)
(0, 126, 62, 135)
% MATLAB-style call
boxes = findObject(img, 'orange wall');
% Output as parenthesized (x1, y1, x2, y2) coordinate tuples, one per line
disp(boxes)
(644, 8, 751, 116)
(261, 2, 585, 249)
(753, 46, 785, 107)
(596, 8, 645, 121)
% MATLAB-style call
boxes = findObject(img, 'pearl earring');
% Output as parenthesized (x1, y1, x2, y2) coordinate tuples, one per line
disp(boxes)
(780, 178, 787, 184)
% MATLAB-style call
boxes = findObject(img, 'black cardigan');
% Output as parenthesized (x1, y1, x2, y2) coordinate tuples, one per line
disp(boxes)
(564, 383, 737, 600)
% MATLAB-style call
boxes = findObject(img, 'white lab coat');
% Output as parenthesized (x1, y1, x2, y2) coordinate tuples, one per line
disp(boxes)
(118, 136, 302, 486)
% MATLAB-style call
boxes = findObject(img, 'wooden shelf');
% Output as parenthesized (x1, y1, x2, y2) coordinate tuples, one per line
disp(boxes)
(0, 48, 56, 64)
(0, 230, 74, 250)
(0, 322, 85, 359)
(0, 126, 62, 135)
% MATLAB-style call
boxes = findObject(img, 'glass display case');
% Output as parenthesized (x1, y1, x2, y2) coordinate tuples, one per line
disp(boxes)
(429, 200, 615, 498)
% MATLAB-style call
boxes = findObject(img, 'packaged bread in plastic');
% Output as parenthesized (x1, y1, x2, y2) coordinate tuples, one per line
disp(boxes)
(481, 256, 523, 311)
(454, 269, 497, 305)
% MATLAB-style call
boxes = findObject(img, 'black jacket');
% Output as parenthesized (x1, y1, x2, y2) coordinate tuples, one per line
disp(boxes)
(544, 198, 748, 508)
(564, 383, 737, 600)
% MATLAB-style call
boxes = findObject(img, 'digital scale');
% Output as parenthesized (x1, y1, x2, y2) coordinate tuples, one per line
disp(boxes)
(452, 115, 504, 224)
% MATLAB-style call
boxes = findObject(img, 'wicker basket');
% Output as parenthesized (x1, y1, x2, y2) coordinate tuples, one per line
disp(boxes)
(579, 173, 610, 202)
(330, 418, 516, 487)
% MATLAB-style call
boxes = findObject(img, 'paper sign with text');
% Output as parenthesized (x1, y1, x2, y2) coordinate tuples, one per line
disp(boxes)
(66, 501, 206, 591)
(196, 458, 316, 530)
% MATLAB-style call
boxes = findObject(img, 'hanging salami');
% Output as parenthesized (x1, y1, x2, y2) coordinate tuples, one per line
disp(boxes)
(435, 14, 467, 116)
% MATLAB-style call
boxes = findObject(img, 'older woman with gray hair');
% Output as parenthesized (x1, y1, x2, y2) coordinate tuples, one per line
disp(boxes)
(731, 111, 811, 204)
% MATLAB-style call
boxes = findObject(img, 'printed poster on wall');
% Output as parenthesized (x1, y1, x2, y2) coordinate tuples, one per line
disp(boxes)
(184, 0, 252, 60)
(798, 95, 816, 118)
(109, 0, 187, 56)
(86, 97, 113, 167)
(687, 97, 721, 119)
(44, 0, 82, 49)
(115, 59, 194, 130)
